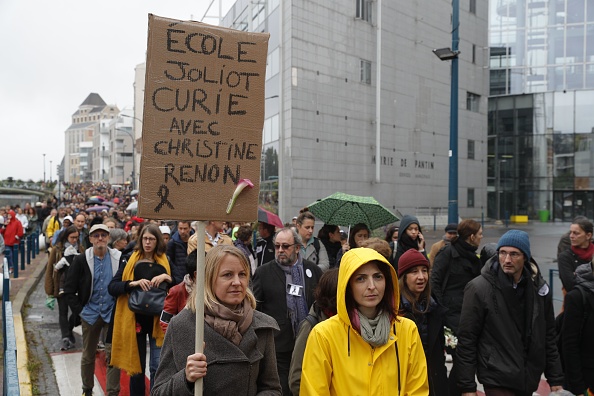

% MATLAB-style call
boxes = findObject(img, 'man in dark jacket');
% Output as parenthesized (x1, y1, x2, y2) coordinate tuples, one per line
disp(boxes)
(166, 220, 194, 284)
(456, 230, 564, 396)
(252, 227, 323, 396)
(63, 224, 121, 396)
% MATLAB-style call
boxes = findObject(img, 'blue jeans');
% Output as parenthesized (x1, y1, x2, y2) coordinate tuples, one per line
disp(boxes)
(130, 331, 161, 395)
(5, 245, 19, 273)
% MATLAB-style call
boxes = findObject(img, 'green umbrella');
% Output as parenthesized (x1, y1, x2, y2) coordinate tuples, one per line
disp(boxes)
(307, 192, 399, 229)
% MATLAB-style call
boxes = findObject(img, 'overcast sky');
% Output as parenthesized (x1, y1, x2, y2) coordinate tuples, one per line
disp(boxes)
(0, 0, 233, 182)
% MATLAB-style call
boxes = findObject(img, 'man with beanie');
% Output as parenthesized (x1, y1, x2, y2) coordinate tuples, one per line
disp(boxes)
(456, 230, 564, 396)
(429, 223, 458, 266)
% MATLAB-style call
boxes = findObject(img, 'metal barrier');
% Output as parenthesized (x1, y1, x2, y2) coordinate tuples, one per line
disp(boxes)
(2, 260, 20, 395)
(549, 268, 563, 303)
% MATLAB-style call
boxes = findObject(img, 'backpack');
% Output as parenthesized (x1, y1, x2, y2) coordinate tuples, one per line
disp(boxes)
(555, 284, 593, 368)
(306, 237, 321, 264)
(313, 237, 320, 258)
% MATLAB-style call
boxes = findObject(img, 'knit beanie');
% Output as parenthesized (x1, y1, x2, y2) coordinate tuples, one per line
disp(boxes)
(399, 215, 420, 234)
(496, 230, 531, 262)
(397, 249, 429, 276)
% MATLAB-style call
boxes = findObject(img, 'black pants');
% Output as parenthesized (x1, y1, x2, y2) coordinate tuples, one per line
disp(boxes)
(276, 350, 291, 396)
(58, 295, 76, 340)
(447, 347, 462, 396)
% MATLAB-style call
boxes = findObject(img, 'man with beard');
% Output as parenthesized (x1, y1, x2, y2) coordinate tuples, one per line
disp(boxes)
(252, 227, 323, 395)
(457, 230, 564, 395)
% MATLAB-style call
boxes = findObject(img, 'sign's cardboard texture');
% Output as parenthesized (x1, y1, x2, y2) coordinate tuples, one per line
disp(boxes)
(138, 14, 269, 221)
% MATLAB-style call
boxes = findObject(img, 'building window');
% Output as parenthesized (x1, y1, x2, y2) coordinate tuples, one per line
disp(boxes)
(468, 188, 475, 208)
(468, 140, 475, 159)
(472, 44, 476, 64)
(466, 92, 480, 112)
(266, 47, 280, 81)
(356, 0, 372, 22)
(470, 0, 476, 14)
(360, 59, 371, 84)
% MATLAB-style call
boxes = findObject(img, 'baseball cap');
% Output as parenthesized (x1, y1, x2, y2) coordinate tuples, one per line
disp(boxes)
(159, 225, 171, 235)
(89, 224, 110, 235)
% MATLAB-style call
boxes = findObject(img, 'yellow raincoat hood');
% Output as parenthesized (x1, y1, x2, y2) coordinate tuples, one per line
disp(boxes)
(337, 247, 399, 326)
(300, 247, 429, 395)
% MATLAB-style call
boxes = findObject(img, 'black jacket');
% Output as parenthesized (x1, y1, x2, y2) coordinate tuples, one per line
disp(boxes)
(63, 247, 121, 316)
(400, 296, 449, 396)
(557, 247, 592, 292)
(256, 235, 275, 267)
(166, 230, 193, 285)
(561, 262, 594, 394)
(456, 257, 564, 393)
(430, 240, 481, 333)
(320, 238, 341, 268)
(251, 258, 323, 353)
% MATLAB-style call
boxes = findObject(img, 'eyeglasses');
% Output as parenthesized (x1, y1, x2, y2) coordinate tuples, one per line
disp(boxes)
(498, 250, 523, 260)
(274, 243, 296, 250)
(142, 236, 157, 243)
(92, 233, 109, 239)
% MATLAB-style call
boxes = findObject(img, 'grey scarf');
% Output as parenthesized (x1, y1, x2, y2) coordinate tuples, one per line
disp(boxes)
(358, 310, 391, 347)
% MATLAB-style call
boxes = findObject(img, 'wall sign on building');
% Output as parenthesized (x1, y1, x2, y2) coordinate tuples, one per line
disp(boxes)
(138, 14, 269, 221)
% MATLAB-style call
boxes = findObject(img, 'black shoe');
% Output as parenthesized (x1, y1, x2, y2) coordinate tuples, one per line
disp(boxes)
(60, 338, 70, 351)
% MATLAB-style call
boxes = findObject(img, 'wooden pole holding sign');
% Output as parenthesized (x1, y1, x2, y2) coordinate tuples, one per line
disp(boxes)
(138, 14, 268, 396)
(194, 220, 206, 396)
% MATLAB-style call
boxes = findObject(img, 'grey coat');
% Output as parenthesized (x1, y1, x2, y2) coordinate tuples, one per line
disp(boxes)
(152, 308, 282, 396)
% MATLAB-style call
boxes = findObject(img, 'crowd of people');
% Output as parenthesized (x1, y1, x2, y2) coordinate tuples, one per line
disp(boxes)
(1, 181, 593, 395)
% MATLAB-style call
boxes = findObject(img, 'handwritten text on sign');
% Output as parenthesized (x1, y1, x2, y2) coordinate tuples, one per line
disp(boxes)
(138, 15, 269, 221)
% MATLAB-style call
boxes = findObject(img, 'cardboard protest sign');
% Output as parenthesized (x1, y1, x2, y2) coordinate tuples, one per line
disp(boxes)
(138, 14, 269, 221)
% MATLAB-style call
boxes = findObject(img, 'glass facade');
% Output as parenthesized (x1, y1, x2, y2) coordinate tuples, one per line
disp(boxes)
(489, 0, 594, 96)
(224, 0, 281, 212)
(489, 0, 594, 221)
(488, 92, 594, 221)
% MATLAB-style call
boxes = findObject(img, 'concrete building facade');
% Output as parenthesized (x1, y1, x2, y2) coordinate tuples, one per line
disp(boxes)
(219, 0, 489, 223)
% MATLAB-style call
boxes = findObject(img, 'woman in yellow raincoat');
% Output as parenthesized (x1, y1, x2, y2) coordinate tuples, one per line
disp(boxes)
(301, 247, 428, 395)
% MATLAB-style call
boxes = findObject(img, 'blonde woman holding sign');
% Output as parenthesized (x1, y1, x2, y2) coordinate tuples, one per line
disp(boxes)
(152, 245, 281, 395)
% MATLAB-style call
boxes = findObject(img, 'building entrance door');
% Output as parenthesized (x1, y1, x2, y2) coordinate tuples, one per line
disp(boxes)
(553, 191, 594, 222)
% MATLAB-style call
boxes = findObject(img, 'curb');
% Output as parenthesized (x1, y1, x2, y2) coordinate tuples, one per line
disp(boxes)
(13, 255, 47, 396)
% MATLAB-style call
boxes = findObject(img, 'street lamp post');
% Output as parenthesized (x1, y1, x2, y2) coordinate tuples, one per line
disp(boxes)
(496, 159, 507, 224)
(116, 128, 135, 189)
(102, 144, 106, 182)
(432, 0, 460, 224)
(43, 153, 46, 182)
(49, 160, 53, 182)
